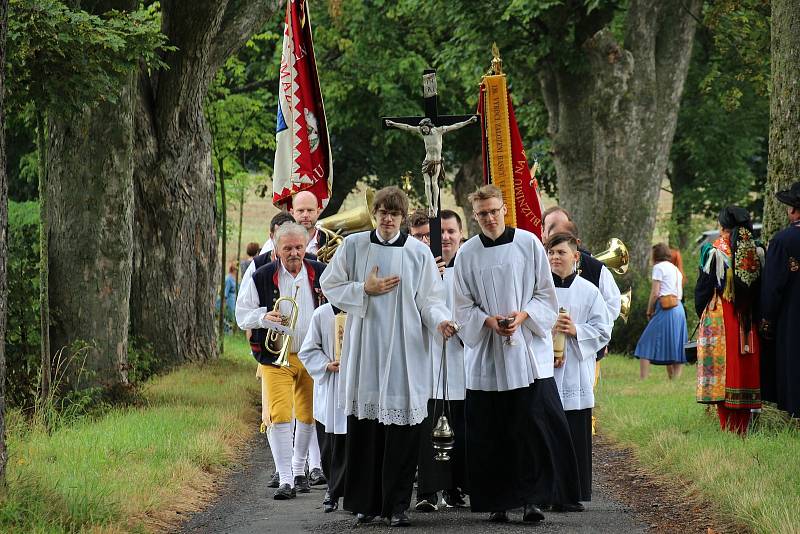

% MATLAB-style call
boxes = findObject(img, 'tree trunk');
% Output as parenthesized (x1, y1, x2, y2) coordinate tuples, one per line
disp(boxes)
(453, 154, 483, 237)
(47, 80, 135, 390)
(218, 160, 226, 354)
(36, 113, 51, 400)
(539, 0, 701, 273)
(764, 0, 800, 240)
(130, 1, 279, 365)
(0, 0, 10, 486)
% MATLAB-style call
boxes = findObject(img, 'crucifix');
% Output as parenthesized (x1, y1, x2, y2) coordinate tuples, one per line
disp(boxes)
(382, 69, 479, 258)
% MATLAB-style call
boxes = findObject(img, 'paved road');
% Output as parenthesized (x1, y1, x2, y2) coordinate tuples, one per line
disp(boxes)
(176, 432, 647, 534)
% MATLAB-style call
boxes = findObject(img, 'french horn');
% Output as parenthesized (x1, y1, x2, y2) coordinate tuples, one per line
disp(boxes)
(315, 188, 377, 262)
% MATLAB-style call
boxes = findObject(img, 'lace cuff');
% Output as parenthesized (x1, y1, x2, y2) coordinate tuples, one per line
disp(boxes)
(348, 401, 427, 426)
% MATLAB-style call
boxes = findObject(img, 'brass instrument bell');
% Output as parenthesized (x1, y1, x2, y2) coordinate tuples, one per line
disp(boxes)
(432, 415, 455, 461)
(619, 287, 632, 323)
(594, 238, 629, 275)
(315, 188, 378, 262)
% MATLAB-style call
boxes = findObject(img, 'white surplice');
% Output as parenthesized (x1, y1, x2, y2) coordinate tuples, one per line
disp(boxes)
(598, 265, 622, 320)
(298, 303, 347, 434)
(553, 275, 614, 410)
(320, 231, 449, 426)
(430, 264, 466, 401)
(453, 228, 559, 391)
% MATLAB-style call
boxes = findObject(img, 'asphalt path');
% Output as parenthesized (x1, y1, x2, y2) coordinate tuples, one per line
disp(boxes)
(176, 432, 648, 534)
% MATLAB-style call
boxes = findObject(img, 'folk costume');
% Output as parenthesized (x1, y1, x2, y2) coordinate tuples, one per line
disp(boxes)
(453, 227, 581, 512)
(635, 261, 688, 365)
(298, 303, 348, 506)
(695, 207, 763, 433)
(320, 230, 449, 519)
(235, 257, 325, 493)
(417, 254, 468, 509)
(761, 183, 800, 417)
(552, 273, 613, 501)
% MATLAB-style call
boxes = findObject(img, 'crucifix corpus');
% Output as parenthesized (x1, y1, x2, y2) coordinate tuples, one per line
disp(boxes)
(382, 69, 479, 257)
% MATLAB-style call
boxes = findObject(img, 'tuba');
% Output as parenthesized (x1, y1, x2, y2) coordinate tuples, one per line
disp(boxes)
(618, 287, 632, 323)
(265, 286, 300, 367)
(594, 238, 629, 275)
(315, 188, 378, 262)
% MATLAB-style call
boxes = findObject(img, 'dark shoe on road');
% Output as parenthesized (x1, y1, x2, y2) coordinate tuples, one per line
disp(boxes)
(414, 493, 438, 512)
(523, 504, 545, 522)
(551, 502, 585, 513)
(309, 467, 327, 486)
(389, 511, 411, 527)
(488, 511, 509, 523)
(268, 471, 280, 488)
(294, 474, 311, 493)
(273, 483, 296, 500)
(355, 513, 375, 525)
(442, 488, 467, 508)
(324, 498, 339, 513)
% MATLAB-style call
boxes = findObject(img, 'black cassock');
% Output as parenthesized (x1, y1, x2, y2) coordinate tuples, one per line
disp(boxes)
(761, 222, 800, 417)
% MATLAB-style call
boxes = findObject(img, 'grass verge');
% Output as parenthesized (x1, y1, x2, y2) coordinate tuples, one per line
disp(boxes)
(596, 354, 800, 534)
(0, 335, 259, 534)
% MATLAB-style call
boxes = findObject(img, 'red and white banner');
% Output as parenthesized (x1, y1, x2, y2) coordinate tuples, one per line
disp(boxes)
(272, 0, 332, 208)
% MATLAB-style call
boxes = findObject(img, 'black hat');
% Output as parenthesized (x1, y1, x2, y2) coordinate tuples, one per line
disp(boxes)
(718, 206, 751, 229)
(776, 182, 800, 209)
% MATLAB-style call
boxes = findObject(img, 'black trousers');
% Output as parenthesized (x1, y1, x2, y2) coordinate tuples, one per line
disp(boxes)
(565, 408, 592, 501)
(315, 420, 346, 500)
(465, 378, 581, 512)
(342, 415, 422, 518)
(417, 399, 467, 496)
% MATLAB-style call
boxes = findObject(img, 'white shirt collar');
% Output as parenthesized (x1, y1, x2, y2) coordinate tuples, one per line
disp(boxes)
(379, 230, 401, 244)
(279, 260, 306, 282)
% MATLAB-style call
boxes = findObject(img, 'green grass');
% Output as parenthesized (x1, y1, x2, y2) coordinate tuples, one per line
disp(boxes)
(597, 354, 800, 534)
(0, 335, 259, 534)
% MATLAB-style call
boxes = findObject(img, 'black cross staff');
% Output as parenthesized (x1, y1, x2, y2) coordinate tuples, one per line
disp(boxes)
(381, 69, 479, 258)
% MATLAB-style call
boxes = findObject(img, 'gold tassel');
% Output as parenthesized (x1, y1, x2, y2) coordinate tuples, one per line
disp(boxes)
(723, 267, 735, 301)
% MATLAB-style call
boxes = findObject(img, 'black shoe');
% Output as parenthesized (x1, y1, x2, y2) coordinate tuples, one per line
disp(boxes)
(267, 471, 280, 488)
(294, 474, 311, 493)
(309, 467, 327, 486)
(488, 511, 509, 523)
(355, 513, 375, 524)
(442, 488, 467, 508)
(389, 511, 411, 527)
(274, 483, 296, 500)
(324, 498, 339, 513)
(523, 504, 545, 522)
(414, 493, 438, 512)
(551, 502, 585, 513)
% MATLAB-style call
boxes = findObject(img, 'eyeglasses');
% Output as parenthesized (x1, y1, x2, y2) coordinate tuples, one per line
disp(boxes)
(376, 209, 402, 220)
(411, 232, 430, 241)
(474, 207, 504, 220)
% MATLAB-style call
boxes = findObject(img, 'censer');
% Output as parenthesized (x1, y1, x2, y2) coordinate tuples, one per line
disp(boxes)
(431, 325, 458, 461)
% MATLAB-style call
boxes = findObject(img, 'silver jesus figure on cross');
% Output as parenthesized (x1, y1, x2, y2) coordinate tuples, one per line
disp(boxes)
(385, 115, 478, 216)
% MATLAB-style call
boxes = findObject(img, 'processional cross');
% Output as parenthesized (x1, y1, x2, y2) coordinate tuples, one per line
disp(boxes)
(382, 69, 479, 258)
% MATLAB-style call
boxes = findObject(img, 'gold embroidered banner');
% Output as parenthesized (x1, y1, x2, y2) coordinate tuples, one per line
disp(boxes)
(482, 74, 516, 227)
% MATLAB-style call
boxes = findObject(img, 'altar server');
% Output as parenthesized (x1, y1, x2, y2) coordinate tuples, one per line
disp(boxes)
(320, 186, 456, 527)
(547, 232, 613, 506)
(454, 184, 581, 523)
(298, 300, 348, 512)
(416, 210, 469, 512)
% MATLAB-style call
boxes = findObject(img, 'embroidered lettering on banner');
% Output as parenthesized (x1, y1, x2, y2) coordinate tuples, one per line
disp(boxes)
(789, 257, 800, 272)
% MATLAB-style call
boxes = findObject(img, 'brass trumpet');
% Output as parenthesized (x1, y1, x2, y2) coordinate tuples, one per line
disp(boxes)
(265, 286, 300, 367)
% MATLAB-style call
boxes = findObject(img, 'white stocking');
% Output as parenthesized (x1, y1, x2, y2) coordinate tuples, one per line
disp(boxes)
(292, 421, 314, 477)
(270, 422, 294, 486)
(307, 424, 322, 471)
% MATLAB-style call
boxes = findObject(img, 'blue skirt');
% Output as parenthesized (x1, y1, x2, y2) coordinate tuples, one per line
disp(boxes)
(634, 300, 688, 364)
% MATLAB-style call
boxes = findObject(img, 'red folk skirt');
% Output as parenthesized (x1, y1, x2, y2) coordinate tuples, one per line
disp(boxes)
(720, 298, 761, 411)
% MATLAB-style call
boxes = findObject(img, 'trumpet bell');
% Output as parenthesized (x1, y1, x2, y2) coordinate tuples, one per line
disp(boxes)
(619, 287, 632, 323)
(594, 238, 629, 275)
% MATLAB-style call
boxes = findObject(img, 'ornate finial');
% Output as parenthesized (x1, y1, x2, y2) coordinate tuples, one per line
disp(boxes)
(402, 172, 413, 194)
(491, 43, 503, 75)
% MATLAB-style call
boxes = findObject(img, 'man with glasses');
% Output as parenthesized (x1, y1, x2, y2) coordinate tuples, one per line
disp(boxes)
(321, 186, 457, 527)
(453, 185, 581, 523)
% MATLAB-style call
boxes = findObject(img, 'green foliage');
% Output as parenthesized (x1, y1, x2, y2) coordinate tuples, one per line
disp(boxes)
(6, 201, 41, 411)
(669, 1, 770, 234)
